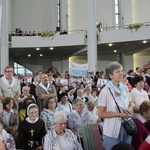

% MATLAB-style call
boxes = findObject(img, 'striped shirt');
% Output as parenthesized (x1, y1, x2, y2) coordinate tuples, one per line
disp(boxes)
(98, 85, 130, 138)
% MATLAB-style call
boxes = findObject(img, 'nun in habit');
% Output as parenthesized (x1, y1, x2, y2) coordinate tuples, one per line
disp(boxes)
(16, 104, 46, 150)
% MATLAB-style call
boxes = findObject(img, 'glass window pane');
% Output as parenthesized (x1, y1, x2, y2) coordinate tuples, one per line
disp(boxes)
(115, 15, 119, 24)
(58, 14, 60, 21)
(115, 0, 118, 5)
(115, 6, 118, 13)
(14, 62, 33, 76)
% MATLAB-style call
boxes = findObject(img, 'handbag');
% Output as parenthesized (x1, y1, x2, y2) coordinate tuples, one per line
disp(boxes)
(108, 88, 137, 136)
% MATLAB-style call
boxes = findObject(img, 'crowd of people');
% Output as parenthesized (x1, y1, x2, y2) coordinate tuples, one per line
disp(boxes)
(0, 63, 150, 150)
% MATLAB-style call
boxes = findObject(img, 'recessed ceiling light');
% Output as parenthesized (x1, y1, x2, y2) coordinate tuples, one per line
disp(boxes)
(28, 54, 31, 57)
(36, 47, 40, 50)
(143, 40, 147, 43)
(50, 47, 53, 50)
(40, 54, 43, 57)
(108, 43, 112, 46)
(114, 50, 117, 53)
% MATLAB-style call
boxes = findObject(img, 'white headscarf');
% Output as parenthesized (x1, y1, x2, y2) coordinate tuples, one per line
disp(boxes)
(26, 103, 39, 124)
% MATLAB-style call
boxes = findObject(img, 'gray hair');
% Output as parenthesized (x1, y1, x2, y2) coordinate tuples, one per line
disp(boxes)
(54, 111, 67, 123)
(105, 62, 123, 80)
(72, 99, 83, 107)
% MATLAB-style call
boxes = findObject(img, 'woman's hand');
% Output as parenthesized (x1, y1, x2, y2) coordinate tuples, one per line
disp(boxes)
(119, 112, 131, 119)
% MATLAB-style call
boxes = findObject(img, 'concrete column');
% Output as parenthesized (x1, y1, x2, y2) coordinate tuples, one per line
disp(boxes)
(87, 0, 97, 73)
(0, 0, 9, 74)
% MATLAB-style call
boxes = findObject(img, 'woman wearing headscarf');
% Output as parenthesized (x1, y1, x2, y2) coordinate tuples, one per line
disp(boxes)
(16, 104, 46, 150)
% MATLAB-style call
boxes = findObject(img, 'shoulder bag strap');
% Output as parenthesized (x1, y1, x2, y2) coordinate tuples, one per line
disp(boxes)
(108, 87, 121, 113)
(108, 88, 127, 122)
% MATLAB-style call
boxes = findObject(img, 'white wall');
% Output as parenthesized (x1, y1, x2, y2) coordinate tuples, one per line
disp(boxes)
(133, 52, 150, 71)
(123, 55, 133, 72)
(8, 0, 12, 31)
(96, 0, 115, 28)
(132, 0, 150, 23)
(120, 0, 132, 25)
(52, 61, 62, 73)
(12, 0, 57, 32)
(68, 0, 87, 31)
(60, 0, 68, 31)
(11, 0, 150, 33)
(69, 0, 115, 31)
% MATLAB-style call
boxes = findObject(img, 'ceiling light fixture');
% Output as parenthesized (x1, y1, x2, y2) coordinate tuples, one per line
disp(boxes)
(40, 54, 43, 57)
(143, 40, 147, 44)
(36, 47, 40, 50)
(108, 43, 112, 46)
(28, 54, 31, 57)
(114, 50, 117, 53)
(50, 47, 53, 50)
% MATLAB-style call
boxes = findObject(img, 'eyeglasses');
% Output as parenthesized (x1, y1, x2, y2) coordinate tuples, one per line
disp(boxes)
(5, 71, 13, 73)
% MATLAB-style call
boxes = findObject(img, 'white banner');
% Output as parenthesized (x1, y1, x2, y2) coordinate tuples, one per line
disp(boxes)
(69, 62, 88, 77)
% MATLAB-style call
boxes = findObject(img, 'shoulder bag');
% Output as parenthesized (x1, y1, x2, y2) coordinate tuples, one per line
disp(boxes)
(108, 88, 137, 136)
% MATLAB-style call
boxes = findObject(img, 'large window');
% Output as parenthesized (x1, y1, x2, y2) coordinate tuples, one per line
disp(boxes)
(14, 62, 33, 76)
(115, 0, 121, 30)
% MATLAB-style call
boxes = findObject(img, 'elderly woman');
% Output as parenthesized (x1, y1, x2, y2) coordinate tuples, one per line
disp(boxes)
(98, 62, 133, 150)
(1, 97, 19, 141)
(131, 101, 150, 150)
(68, 99, 90, 137)
(16, 104, 46, 150)
(43, 111, 83, 150)
(130, 76, 149, 117)
(40, 97, 57, 131)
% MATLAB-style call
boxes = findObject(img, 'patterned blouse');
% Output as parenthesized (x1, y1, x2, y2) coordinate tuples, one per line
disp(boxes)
(43, 129, 83, 150)
(67, 108, 90, 134)
(40, 108, 55, 130)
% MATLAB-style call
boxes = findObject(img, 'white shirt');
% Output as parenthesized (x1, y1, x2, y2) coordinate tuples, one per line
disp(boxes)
(97, 78, 107, 91)
(60, 78, 68, 91)
(3, 109, 14, 126)
(130, 88, 149, 107)
(89, 95, 98, 106)
(98, 85, 130, 138)
(57, 102, 72, 115)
